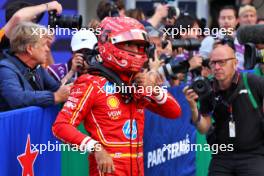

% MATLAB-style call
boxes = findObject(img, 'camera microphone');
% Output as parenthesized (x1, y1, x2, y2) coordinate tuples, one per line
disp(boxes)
(237, 24, 264, 44)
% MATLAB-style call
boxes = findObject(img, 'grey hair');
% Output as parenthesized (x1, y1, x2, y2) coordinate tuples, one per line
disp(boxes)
(10, 21, 48, 54)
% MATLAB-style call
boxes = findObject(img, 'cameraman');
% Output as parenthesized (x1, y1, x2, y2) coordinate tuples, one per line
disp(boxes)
(47, 29, 98, 84)
(184, 42, 264, 175)
(166, 14, 203, 85)
(145, 26, 202, 86)
(96, 0, 125, 21)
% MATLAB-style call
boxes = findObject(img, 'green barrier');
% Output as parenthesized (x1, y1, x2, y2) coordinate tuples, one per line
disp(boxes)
(196, 133, 211, 176)
(62, 123, 89, 176)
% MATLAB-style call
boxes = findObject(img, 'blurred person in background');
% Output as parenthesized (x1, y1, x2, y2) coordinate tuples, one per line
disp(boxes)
(199, 6, 253, 71)
(217, 6, 238, 32)
(96, 0, 125, 21)
(142, 3, 168, 32)
(53, 17, 182, 176)
(145, 14, 202, 87)
(233, 5, 258, 71)
(0, 22, 70, 112)
(172, 14, 201, 40)
(114, 0, 126, 17)
(47, 29, 98, 83)
(87, 19, 100, 30)
(200, 5, 238, 58)
(238, 5, 257, 26)
(165, 5, 180, 26)
(126, 9, 145, 21)
(238, 0, 254, 6)
(167, 14, 203, 85)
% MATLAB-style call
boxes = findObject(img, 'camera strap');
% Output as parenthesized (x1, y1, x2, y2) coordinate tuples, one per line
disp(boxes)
(221, 73, 262, 119)
(219, 77, 244, 107)
(242, 72, 258, 109)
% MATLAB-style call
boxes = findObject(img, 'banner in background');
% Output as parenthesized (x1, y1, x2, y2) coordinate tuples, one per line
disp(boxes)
(0, 85, 210, 176)
(144, 85, 196, 176)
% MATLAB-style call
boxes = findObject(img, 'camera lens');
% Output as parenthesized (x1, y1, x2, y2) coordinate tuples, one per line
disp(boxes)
(193, 79, 206, 94)
(171, 39, 201, 50)
(57, 14, 82, 29)
(48, 10, 83, 29)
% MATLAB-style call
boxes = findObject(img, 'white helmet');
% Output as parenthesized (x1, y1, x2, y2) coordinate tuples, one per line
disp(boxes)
(71, 29, 98, 52)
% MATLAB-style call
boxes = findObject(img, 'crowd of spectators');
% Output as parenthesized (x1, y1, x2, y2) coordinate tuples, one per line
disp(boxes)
(1, 0, 263, 111)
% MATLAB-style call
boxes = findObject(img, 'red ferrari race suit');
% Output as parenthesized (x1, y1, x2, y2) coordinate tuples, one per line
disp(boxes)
(52, 74, 181, 176)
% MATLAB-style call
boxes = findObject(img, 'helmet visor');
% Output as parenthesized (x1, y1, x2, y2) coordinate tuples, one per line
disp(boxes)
(111, 29, 149, 44)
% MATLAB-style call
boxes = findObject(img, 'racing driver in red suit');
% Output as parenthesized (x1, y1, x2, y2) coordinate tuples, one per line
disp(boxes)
(52, 17, 182, 176)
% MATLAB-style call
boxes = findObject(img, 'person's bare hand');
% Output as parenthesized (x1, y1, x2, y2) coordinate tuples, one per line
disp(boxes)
(46, 1, 62, 14)
(156, 4, 169, 18)
(134, 69, 163, 88)
(161, 36, 173, 56)
(172, 47, 184, 57)
(188, 56, 202, 70)
(183, 86, 198, 108)
(94, 146, 115, 174)
(71, 53, 85, 72)
(148, 50, 164, 71)
(54, 84, 71, 104)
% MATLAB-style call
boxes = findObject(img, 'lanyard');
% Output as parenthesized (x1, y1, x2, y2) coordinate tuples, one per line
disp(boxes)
(228, 105, 234, 122)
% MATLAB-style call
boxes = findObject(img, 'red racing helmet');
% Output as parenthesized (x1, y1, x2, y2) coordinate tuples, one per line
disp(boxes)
(98, 17, 150, 74)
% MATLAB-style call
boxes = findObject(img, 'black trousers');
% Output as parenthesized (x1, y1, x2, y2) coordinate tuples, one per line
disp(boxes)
(208, 153, 264, 176)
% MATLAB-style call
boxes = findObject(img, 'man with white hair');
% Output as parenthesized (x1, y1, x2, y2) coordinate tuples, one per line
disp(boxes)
(238, 5, 257, 26)
(0, 22, 70, 111)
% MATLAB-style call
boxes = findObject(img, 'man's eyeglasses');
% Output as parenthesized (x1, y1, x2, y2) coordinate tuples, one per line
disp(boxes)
(209, 58, 236, 68)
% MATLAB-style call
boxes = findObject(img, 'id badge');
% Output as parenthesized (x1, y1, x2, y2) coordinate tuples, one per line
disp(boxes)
(229, 121, 236, 138)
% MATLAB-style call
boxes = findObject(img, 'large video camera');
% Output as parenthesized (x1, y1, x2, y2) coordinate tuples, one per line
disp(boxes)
(244, 43, 264, 69)
(236, 25, 264, 69)
(48, 10, 82, 29)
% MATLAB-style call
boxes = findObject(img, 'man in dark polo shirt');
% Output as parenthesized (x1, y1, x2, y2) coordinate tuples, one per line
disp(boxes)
(184, 42, 264, 175)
